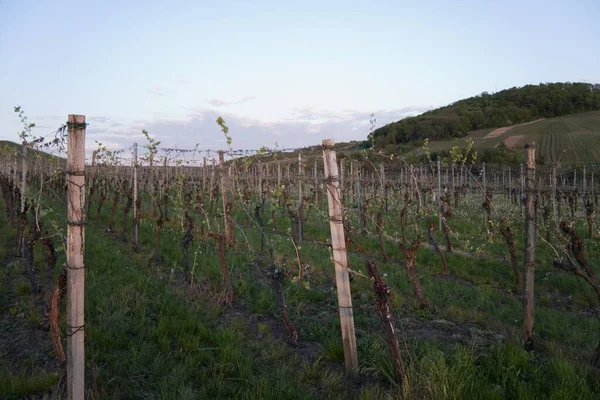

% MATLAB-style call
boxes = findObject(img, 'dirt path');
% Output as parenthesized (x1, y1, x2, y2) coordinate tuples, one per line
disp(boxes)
(484, 118, 545, 139)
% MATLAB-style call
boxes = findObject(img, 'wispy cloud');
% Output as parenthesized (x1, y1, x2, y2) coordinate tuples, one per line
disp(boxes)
(88, 115, 112, 124)
(148, 86, 168, 97)
(207, 96, 258, 107)
(81, 104, 431, 160)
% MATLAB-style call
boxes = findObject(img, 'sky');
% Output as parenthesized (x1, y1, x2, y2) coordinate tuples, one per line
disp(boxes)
(1, 0, 599, 160)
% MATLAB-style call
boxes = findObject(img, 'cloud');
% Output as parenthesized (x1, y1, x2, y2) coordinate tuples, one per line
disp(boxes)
(78, 104, 432, 162)
(36, 115, 64, 121)
(88, 115, 112, 124)
(148, 86, 167, 97)
(207, 96, 258, 107)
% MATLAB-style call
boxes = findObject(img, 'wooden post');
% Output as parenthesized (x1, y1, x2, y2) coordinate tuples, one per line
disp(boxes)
(520, 163, 525, 216)
(552, 164, 558, 222)
(277, 162, 281, 187)
(482, 161, 487, 196)
(436, 160, 441, 232)
(66, 115, 86, 400)
(20, 143, 27, 256)
(523, 142, 536, 350)
(340, 159, 344, 190)
(258, 161, 263, 198)
(210, 158, 216, 202)
(583, 165, 587, 202)
(380, 162, 387, 212)
(298, 153, 303, 242)
(322, 139, 358, 374)
(356, 162, 365, 233)
(202, 157, 207, 192)
(132, 143, 139, 248)
(218, 151, 233, 245)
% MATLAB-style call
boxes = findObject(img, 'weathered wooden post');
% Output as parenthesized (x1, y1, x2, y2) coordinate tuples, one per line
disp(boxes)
(356, 162, 365, 233)
(277, 161, 281, 187)
(520, 163, 525, 216)
(523, 142, 536, 350)
(322, 139, 358, 374)
(20, 142, 27, 256)
(66, 114, 86, 400)
(298, 152, 303, 242)
(552, 164, 558, 222)
(218, 151, 233, 245)
(210, 158, 216, 202)
(437, 160, 442, 232)
(132, 143, 139, 249)
(583, 165, 588, 202)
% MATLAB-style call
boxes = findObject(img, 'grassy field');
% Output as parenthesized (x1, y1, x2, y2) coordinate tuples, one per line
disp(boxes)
(2, 161, 600, 399)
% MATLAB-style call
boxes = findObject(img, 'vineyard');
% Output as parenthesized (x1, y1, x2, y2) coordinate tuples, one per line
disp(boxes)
(407, 110, 600, 167)
(1, 115, 600, 399)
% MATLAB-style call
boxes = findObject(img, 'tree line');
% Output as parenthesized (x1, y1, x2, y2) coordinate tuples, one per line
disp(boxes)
(373, 82, 600, 146)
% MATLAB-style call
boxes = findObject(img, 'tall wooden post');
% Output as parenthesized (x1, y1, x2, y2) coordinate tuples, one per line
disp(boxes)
(277, 162, 281, 187)
(66, 114, 86, 400)
(20, 143, 27, 256)
(322, 139, 358, 374)
(523, 143, 536, 350)
(298, 153, 303, 242)
(132, 143, 139, 249)
(583, 165, 587, 201)
(552, 164, 558, 222)
(437, 160, 442, 232)
(356, 162, 365, 233)
(202, 157, 207, 192)
(520, 163, 525, 216)
(219, 151, 233, 245)
(210, 158, 216, 202)
(380, 162, 387, 212)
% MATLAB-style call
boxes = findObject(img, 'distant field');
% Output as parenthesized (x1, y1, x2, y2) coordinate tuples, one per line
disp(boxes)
(405, 111, 600, 166)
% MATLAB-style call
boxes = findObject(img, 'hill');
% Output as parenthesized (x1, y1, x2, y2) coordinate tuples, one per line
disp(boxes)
(373, 82, 600, 147)
(402, 110, 600, 166)
(0, 140, 65, 163)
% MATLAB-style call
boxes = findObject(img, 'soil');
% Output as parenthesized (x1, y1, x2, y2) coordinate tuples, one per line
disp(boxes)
(0, 255, 61, 396)
(504, 135, 524, 149)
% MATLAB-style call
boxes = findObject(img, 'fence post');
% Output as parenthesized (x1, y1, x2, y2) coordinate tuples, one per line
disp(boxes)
(322, 139, 358, 374)
(66, 114, 86, 400)
(524, 142, 536, 350)
(583, 165, 587, 202)
(437, 160, 442, 232)
(277, 162, 281, 187)
(552, 164, 558, 222)
(298, 153, 303, 242)
(356, 162, 365, 233)
(132, 143, 139, 249)
(520, 163, 525, 216)
(218, 151, 233, 245)
(20, 142, 28, 256)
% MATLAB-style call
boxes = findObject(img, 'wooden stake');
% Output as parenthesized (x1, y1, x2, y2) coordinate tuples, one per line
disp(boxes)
(132, 143, 138, 249)
(524, 142, 536, 350)
(218, 151, 233, 245)
(20, 143, 27, 256)
(66, 114, 86, 400)
(437, 160, 442, 232)
(322, 139, 358, 374)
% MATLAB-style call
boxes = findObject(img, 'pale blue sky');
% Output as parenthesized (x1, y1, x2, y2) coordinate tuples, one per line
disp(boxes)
(1, 0, 599, 155)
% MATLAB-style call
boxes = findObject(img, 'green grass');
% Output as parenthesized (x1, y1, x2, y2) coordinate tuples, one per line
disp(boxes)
(2, 157, 600, 399)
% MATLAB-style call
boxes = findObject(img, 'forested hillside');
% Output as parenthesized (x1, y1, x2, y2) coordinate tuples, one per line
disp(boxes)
(373, 82, 600, 146)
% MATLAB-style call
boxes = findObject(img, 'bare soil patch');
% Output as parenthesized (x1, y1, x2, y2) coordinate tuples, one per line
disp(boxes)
(485, 126, 513, 138)
(504, 135, 524, 149)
